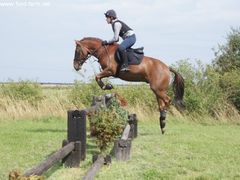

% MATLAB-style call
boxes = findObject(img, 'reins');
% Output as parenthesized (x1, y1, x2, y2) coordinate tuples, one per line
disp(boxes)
(78, 44, 102, 63)
(78, 42, 112, 69)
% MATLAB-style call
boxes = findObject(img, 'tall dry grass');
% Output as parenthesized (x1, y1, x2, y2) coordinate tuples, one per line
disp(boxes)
(0, 87, 82, 120)
(0, 81, 239, 123)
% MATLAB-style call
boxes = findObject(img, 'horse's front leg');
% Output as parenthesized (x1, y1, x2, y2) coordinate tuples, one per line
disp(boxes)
(95, 69, 114, 90)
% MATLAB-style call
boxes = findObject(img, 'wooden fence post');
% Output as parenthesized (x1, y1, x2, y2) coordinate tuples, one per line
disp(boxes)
(128, 114, 138, 139)
(114, 139, 132, 161)
(114, 114, 138, 161)
(64, 110, 86, 167)
(114, 124, 132, 161)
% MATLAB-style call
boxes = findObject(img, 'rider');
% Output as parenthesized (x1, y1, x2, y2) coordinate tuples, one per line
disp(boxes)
(102, 9, 136, 72)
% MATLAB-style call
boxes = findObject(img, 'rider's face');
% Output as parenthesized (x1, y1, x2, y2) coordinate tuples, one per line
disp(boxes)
(106, 17, 111, 24)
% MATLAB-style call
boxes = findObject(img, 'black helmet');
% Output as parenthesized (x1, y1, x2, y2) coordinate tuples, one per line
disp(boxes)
(104, 9, 117, 18)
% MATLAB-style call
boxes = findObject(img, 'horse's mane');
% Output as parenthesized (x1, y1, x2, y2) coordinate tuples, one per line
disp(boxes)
(81, 37, 103, 42)
(79, 37, 118, 47)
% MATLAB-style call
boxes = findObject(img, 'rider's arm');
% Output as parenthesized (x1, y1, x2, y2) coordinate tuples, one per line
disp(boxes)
(107, 22, 122, 44)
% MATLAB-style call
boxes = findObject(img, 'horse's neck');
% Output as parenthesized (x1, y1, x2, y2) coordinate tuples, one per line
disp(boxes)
(97, 45, 118, 70)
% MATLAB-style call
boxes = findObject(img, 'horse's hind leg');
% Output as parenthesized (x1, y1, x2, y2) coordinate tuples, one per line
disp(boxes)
(155, 91, 171, 134)
(157, 97, 167, 134)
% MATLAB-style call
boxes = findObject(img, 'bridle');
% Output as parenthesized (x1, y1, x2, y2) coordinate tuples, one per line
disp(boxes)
(74, 42, 103, 65)
(74, 40, 112, 71)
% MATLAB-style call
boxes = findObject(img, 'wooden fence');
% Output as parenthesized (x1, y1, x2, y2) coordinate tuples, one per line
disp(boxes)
(14, 94, 138, 179)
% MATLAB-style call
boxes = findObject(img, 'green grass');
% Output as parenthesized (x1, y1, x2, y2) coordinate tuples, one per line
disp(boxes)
(0, 117, 66, 180)
(1, 117, 240, 180)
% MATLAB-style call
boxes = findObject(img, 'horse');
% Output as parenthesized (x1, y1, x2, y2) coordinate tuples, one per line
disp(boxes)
(73, 37, 184, 134)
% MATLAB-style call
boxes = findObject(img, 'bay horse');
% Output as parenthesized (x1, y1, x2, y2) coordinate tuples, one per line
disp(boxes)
(73, 37, 184, 134)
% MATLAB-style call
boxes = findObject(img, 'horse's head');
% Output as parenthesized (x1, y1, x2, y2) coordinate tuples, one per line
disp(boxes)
(73, 38, 103, 71)
(73, 40, 90, 71)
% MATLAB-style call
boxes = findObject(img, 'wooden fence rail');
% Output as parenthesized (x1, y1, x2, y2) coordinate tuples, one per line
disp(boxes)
(24, 142, 77, 176)
(82, 156, 105, 180)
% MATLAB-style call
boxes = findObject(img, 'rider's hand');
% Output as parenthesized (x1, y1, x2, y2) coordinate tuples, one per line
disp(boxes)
(102, 40, 109, 46)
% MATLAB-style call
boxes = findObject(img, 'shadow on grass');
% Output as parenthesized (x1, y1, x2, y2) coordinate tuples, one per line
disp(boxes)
(87, 139, 99, 155)
(26, 128, 66, 133)
(139, 132, 157, 136)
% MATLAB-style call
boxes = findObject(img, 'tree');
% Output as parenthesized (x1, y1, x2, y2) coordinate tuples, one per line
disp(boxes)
(213, 27, 240, 73)
(213, 27, 240, 111)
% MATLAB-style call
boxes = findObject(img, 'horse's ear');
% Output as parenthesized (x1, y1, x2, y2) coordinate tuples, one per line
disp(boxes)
(75, 40, 80, 46)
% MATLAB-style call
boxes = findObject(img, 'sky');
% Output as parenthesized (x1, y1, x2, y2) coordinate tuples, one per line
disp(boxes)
(0, 0, 239, 83)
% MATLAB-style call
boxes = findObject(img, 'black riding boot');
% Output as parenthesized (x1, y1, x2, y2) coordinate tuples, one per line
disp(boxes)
(119, 50, 130, 72)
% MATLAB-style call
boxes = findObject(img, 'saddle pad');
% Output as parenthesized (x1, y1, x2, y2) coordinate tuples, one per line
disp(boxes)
(115, 48, 144, 65)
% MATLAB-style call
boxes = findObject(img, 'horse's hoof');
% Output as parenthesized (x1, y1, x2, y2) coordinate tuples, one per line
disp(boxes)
(161, 128, 165, 135)
(105, 84, 113, 90)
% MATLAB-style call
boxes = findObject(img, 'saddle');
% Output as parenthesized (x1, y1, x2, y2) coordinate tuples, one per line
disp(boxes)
(115, 47, 144, 65)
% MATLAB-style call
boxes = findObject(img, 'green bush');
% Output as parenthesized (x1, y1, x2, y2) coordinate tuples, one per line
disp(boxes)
(0, 81, 43, 105)
(115, 84, 156, 110)
(220, 69, 240, 110)
(212, 27, 240, 112)
(68, 80, 157, 110)
(90, 98, 128, 153)
(171, 59, 227, 116)
(68, 79, 103, 107)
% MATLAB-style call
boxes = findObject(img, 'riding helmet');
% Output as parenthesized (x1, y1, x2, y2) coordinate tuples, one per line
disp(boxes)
(104, 9, 117, 18)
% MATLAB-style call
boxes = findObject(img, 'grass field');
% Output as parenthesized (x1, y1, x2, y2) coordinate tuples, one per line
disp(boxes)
(1, 116, 240, 180)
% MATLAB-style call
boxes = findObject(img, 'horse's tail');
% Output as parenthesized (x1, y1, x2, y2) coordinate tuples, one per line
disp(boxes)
(114, 92, 128, 106)
(169, 67, 185, 110)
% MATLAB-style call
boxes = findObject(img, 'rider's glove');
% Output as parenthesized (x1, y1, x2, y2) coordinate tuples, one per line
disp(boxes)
(102, 40, 109, 46)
